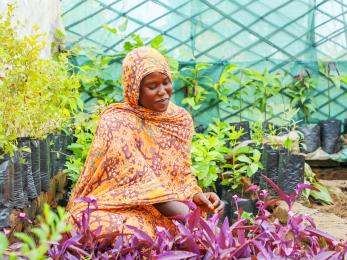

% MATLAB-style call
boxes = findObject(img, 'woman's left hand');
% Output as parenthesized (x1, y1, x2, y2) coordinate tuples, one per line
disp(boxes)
(193, 192, 224, 214)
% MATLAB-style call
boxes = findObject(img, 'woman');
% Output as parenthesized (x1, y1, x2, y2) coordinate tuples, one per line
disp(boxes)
(67, 47, 224, 238)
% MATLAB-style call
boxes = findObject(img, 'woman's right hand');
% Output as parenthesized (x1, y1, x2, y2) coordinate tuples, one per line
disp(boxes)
(193, 192, 224, 214)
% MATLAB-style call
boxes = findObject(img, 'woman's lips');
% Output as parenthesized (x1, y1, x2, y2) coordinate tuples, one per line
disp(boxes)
(156, 98, 169, 103)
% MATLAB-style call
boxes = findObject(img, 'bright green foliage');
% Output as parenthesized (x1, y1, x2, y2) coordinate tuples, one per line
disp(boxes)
(191, 119, 262, 190)
(0, 204, 71, 259)
(285, 69, 317, 123)
(180, 64, 213, 111)
(221, 139, 262, 190)
(303, 163, 333, 205)
(214, 65, 253, 120)
(246, 68, 284, 120)
(0, 7, 81, 155)
(64, 106, 100, 186)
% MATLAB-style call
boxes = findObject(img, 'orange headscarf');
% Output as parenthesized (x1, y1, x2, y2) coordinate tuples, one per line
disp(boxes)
(67, 47, 201, 236)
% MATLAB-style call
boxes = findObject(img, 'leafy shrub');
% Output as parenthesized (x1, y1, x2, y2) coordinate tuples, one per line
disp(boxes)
(192, 120, 261, 190)
(3, 179, 347, 259)
(0, 6, 81, 155)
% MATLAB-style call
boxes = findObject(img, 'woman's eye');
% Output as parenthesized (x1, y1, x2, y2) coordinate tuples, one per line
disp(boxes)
(148, 84, 157, 90)
(163, 79, 170, 85)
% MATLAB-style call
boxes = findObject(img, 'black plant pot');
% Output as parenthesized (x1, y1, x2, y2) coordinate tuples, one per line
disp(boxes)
(60, 134, 74, 170)
(298, 124, 321, 153)
(343, 119, 347, 135)
(0, 206, 10, 229)
(30, 140, 41, 195)
(9, 151, 25, 209)
(278, 153, 305, 195)
(249, 144, 264, 185)
(220, 190, 233, 224)
(231, 198, 256, 221)
(17, 138, 37, 203)
(0, 153, 11, 208)
(259, 146, 282, 196)
(320, 119, 341, 154)
(39, 139, 51, 192)
(195, 124, 206, 134)
(229, 121, 251, 142)
(49, 134, 63, 177)
(0, 153, 11, 228)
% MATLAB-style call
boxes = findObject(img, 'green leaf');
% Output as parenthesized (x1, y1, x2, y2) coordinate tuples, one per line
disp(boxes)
(237, 154, 252, 164)
(103, 24, 117, 35)
(310, 183, 333, 205)
(0, 233, 8, 255)
(150, 35, 164, 49)
(14, 233, 36, 249)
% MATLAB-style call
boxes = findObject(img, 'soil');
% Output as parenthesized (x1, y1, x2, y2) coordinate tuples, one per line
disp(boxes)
(273, 168, 347, 241)
(312, 179, 347, 219)
(298, 172, 347, 241)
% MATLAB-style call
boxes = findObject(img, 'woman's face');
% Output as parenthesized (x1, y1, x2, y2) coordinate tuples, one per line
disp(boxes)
(139, 72, 172, 112)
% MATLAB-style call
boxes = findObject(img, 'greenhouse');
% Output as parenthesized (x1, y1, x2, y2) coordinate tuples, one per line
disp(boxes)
(0, 0, 347, 258)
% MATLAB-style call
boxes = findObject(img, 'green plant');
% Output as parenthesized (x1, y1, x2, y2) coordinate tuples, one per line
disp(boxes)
(319, 62, 341, 118)
(191, 120, 262, 190)
(0, 6, 81, 154)
(246, 68, 284, 120)
(213, 65, 251, 121)
(221, 127, 262, 190)
(302, 163, 333, 205)
(191, 128, 229, 188)
(286, 69, 317, 123)
(180, 63, 213, 111)
(0, 204, 71, 259)
(64, 105, 101, 187)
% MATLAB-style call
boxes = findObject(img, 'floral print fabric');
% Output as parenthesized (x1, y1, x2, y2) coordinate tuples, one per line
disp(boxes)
(67, 47, 202, 237)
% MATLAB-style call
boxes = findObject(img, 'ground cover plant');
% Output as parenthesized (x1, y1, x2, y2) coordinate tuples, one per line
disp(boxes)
(1, 178, 346, 259)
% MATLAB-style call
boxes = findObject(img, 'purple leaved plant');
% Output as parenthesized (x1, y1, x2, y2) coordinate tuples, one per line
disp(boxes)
(47, 178, 346, 259)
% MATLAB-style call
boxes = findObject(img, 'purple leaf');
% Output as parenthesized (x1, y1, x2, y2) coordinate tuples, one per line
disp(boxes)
(252, 240, 270, 259)
(245, 184, 259, 192)
(305, 227, 339, 244)
(155, 250, 197, 260)
(315, 251, 337, 259)
(187, 208, 200, 232)
(127, 225, 154, 246)
(262, 175, 291, 207)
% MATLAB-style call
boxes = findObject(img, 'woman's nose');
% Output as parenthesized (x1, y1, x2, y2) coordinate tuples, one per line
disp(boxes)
(157, 84, 166, 95)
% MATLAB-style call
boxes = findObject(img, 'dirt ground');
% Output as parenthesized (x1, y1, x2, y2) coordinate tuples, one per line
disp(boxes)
(313, 179, 347, 219)
(298, 168, 347, 241)
(273, 167, 347, 241)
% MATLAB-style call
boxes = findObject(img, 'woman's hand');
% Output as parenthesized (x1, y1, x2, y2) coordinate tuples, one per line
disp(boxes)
(193, 192, 224, 214)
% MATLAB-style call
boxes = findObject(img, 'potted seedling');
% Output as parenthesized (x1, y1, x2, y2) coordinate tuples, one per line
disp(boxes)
(179, 63, 213, 113)
(319, 62, 342, 154)
(286, 69, 320, 153)
(221, 125, 262, 220)
(213, 64, 252, 141)
(246, 68, 283, 130)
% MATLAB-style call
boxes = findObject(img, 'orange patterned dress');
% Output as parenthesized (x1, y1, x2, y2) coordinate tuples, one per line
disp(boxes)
(66, 47, 202, 237)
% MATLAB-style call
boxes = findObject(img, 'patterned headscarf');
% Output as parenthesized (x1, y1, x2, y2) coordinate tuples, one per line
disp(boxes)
(122, 47, 171, 108)
(67, 47, 201, 237)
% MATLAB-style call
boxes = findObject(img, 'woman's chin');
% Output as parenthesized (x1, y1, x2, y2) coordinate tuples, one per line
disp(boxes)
(153, 101, 170, 112)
